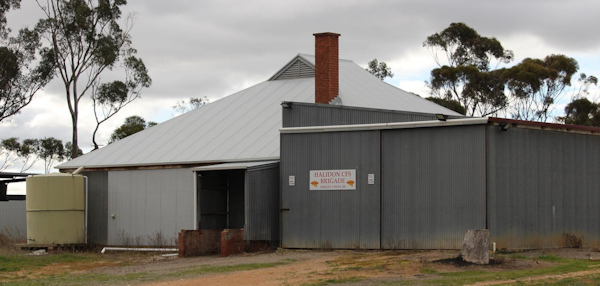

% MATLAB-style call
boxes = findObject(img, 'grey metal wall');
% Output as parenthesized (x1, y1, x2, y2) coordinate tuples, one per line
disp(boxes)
(381, 125, 487, 249)
(281, 131, 381, 249)
(83, 171, 108, 244)
(487, 126, 600, 249)
(107, 168, 194, 246)
(0, 200, 26, 239)
(282, 103, 455, 128)
(245, 164, 280, 242)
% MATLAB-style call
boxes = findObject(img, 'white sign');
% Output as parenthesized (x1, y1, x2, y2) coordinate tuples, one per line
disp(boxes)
(289, 175, 295, 186)
(368, 174, 375, 185)
(309, 169, 356, 190)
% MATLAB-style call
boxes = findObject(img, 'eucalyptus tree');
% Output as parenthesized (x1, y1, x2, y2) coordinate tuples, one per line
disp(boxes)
(366, 59, 394, 80)
(109, 115, 155, 143)
(0, 0, 55, 123)
(91, 51, 151, 150)
(559, 98, 600, 127)
(424, 22, 513, 117)
(505, 55, 578, 121)
(35, 0, 149, 158)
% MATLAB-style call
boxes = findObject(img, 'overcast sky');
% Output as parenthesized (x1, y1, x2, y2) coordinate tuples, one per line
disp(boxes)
(2, 0, 600, 176)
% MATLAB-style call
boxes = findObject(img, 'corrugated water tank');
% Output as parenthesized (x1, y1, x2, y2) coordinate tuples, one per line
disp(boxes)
(26, 174, 85, 244)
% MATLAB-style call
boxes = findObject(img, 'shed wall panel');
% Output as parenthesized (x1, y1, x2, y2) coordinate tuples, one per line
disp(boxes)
(245, 165, 280, 241)
(381, 125, 486, 249)
(282, 103, 446, 128)
(0, 200, 26, 239)
(487, 126, 600, 248)
(281, 131, 380, 249)
(107, 169, 194, 246)
(83, 171, 108, 244)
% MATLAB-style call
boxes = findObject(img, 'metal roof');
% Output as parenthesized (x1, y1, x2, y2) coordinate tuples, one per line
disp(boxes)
(58, 54, 461, 169)
(191, 161, 279, 171)
(0, 172, 36, 179)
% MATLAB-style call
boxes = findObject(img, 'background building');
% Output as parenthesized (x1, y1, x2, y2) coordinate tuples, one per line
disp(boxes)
(56, 33, 458, 246)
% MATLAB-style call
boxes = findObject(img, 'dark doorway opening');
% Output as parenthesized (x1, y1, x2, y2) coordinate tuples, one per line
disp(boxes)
(197, 170, 245, 230)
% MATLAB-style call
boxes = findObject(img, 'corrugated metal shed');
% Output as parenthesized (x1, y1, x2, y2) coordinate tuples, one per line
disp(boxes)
(281, 131, 381, 249)
(58, 54, 460, 169)
(0, 200, 26, 239)
(106, 168, 194, 245)
(281, 104, 600, 249)
(381, 125, 486, 249)
(487, 126, 600, 248)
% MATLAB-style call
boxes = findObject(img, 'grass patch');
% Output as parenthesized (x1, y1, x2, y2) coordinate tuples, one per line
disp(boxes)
(0, 253, 87, 273)
(419, 267, 438, 275)
(169, 261, 289, 277)
(512, 273, 600, 285)
(4, 272, 154, 286)
(6, 261, 292, 285)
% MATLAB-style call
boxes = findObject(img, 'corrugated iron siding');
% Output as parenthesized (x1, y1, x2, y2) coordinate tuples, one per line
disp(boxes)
(83, 171, 108, 244)
(487, 126, 600, 248)
(245, 165, 280, 241)
(283, 103, 442, 128)
(281, 131, 381, 249)
(107, 168, 194, 245)
(381, 125, 486, 249)
(0, 200, 26, 239)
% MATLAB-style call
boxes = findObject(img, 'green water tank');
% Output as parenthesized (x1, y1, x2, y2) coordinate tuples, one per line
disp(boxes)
(26, 173, 85, 245)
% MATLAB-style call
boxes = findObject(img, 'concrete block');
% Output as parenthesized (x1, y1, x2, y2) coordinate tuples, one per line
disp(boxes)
(461, 229, 489, 265)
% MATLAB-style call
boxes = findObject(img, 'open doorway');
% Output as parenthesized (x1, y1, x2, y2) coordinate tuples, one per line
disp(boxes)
(196, 170, 245, 230)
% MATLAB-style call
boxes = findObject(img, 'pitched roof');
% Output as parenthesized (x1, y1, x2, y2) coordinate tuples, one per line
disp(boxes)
(58, 54, 461, 169)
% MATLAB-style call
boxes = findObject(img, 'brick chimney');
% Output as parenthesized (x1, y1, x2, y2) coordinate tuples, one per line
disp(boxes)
(313, 32, 340, 104)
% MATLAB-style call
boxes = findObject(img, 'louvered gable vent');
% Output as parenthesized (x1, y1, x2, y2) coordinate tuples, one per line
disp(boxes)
(269, 57, 315, 80)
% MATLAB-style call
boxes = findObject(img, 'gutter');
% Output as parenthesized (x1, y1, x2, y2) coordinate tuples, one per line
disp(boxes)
(280, 117, 489, 134)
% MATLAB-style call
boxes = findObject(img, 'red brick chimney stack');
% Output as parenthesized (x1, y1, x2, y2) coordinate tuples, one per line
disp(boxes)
(313, 32, 340, 104)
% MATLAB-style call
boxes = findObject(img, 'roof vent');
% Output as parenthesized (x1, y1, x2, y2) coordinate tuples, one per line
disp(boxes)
(270, 57, 315, 81)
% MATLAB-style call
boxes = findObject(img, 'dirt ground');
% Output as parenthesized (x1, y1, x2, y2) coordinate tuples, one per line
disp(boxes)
(92, 248, 599, 285)
(6, 247, 600, 285)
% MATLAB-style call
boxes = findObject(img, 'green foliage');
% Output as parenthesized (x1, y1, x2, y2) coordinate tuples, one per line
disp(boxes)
(424, 22, 587, 122)
(109, 115, 154, 143)
(506, 55, 579, 121)
(424, 22, 513, 71)
(0, 136, 78, 172)
(35, 0, 147, 158)
(64, 141, 83, 160)
(0, 1, 55, 123)
(91, 49, 152, 150)
(424, 22, 513, 117)
(0, 137, 38, 172)
(426, 97, 466, 115)
(559, 98, 600, 127)
(31, 137, 65, 173)
(365, 59, 394, 80)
